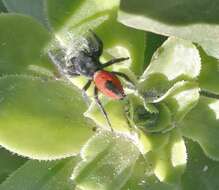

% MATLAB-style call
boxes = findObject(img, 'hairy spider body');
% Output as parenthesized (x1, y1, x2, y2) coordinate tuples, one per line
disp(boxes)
(66, 30, 133, 131)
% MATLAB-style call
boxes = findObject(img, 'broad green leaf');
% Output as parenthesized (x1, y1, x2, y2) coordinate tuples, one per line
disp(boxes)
(0, 148, 26, 183)
(0, 14, 55, 76)
(72, 131, 141, 190)
(0, 157, 79, 190)
(182, 140, 219, 190)
(198, 48, 219, 93)
(181, 97, 219, 160)
(138, 37, 200, 101)
(0, 75, 93, 160)
(118, 0, 219, 59)
(140, 37, 200, 81)
(2, 0, 49, 28)
(147, 129, 187, 184)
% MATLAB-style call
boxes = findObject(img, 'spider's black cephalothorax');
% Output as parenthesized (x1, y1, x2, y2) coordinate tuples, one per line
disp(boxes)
(66, 30, 103, 78)
(65, 30, 134, 131)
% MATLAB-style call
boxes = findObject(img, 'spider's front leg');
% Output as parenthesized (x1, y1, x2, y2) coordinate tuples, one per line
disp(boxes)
(81, 80, 92, 105)
(101, 57, 129, 69)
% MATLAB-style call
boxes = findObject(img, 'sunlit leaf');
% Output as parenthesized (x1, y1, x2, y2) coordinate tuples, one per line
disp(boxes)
(198, 48, 219, 93)
(72, 131, 141, 190)
(0, 75, 93, 160)
(147, 129, 187, 184)
(118, 0, 219, 59)
(181, 97, 219, 160)
(138, 37, 200, 103)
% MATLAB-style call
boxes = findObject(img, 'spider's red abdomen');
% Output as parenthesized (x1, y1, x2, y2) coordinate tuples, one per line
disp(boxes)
(93, 70, 125, 100)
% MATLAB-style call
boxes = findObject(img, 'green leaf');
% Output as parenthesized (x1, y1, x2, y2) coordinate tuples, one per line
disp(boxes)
(198, 48, 219, 93)
(155, 81, 200, 123)
(118, 0, 219, 59)
(0, 14, 55, 76)
(138, 37, 201, 102)
(0, 75, 93, 160)
(128, 94, 172, 133)
(140, 37, 201, 81)
(0, 157, 79, 190)
(72, 131, 141, 190)
(0, 148, 26, 183)
(2, 0, 49, 28)
(121, 154, 179, 190)
(47, 0, 119, 31)
(147, 129, 187, 184)
(0, 0, 7, 12)
(182, 140, 219, 190)
(144, 32, 167, 70)
(181, 97, 219, 160)
(85, 98, 130, 133)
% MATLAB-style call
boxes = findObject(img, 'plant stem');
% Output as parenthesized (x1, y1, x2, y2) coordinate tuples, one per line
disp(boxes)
(200, 90, 219, 99)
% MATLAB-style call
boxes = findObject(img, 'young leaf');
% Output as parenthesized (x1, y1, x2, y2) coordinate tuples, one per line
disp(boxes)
(138, 37, 201, 102)
(72, 131, 141, 190)
(140, 37, 201, 81)
(154, 81, 200, 123)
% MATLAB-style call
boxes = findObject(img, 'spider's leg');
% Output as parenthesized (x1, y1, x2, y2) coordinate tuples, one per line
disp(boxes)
(82, 80, 92, 105)
(87, 29, 103, 58)
(111, 71, 135, 90)
(101, 57, 129, 69)
(94, 86, 113, 132)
